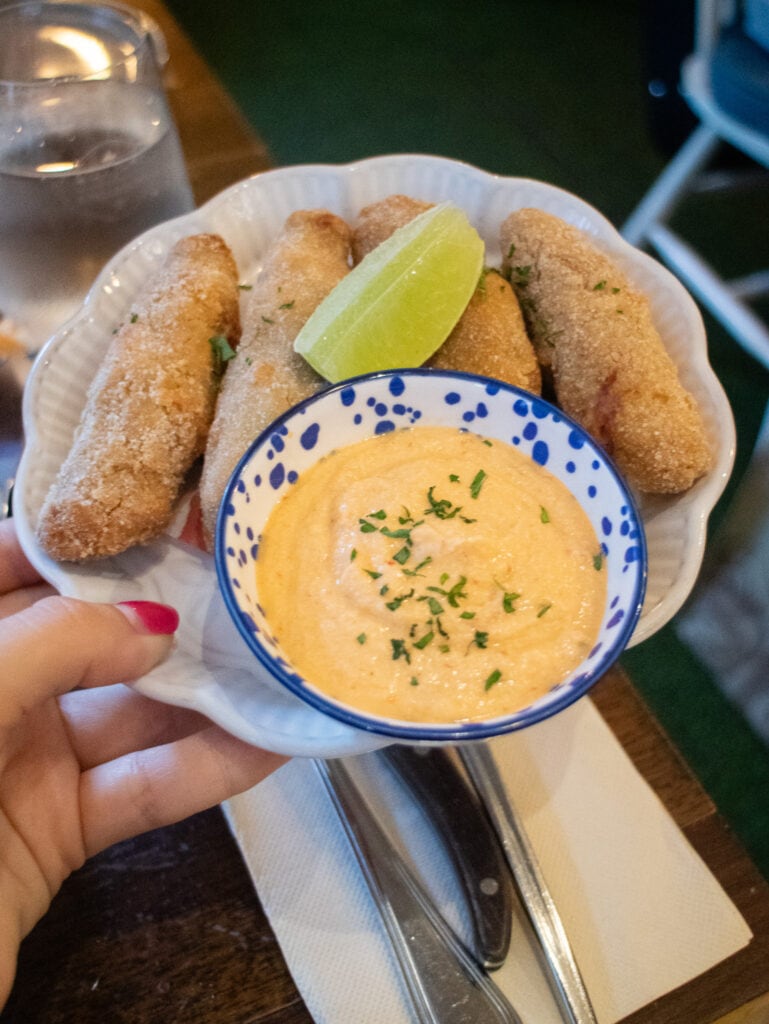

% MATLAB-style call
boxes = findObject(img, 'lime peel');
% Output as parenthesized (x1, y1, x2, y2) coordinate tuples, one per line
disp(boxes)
(293, 202, 484, 383)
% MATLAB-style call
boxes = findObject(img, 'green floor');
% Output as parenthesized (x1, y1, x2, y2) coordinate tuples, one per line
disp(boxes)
(169, 0, 769, 878)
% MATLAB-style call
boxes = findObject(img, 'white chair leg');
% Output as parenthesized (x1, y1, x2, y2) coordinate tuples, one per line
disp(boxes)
(621, 123, 722, 246)
(648, 222, 769, 372)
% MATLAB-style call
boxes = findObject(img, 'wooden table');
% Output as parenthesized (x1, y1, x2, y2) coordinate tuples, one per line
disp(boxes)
(3, 4, 769, 1022)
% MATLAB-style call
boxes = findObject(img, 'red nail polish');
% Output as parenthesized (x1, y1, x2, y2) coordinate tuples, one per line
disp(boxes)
(118, 600, 179, 635)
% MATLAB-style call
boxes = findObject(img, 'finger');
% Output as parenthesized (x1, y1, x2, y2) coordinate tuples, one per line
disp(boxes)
(0, 518, 43, 595)
(0, 582, 57, 621)
(59, 684, 212, 769)
(80, 726, 288, 855)
(0, 597, 178, 729)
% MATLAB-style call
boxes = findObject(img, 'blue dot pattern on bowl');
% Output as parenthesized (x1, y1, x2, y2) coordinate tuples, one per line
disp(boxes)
(215, 369, 647, 743)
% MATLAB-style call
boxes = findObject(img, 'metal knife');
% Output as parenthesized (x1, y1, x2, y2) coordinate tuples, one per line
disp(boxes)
(379, 744, 514, 970)
(316, 758, 522, 1024)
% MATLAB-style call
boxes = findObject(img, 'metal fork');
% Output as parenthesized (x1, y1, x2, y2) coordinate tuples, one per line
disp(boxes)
(459, 744, 597, 1024)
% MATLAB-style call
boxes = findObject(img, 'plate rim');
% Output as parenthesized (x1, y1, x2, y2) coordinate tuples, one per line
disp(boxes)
(13, 152, 736, 755)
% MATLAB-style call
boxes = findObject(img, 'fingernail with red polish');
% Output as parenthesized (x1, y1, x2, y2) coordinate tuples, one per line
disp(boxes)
(118, 600, 180, 635)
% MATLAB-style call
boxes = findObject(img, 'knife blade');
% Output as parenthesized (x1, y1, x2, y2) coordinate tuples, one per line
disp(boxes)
(379, 744, 514, 970)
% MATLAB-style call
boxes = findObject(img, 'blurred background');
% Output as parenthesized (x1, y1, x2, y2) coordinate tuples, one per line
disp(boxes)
(167, 0, 769, 878)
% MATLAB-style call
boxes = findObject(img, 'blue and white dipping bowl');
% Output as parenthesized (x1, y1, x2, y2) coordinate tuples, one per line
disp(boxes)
(215, 369, 648, 743)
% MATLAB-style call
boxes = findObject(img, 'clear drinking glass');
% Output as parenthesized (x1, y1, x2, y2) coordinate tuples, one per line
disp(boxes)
(0, 1, 195, 351)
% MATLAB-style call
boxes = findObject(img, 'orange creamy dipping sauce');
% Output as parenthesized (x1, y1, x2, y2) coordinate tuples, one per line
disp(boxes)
(256, 426, 606, 723)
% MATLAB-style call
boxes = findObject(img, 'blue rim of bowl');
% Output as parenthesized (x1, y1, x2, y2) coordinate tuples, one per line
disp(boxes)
(215, 368, 648, 742)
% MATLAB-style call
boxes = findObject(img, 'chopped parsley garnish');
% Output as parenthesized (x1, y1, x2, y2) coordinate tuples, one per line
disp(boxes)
(391, 639, 411, 663)
(209, 334, 237, 369)
(470, 470, 487, 499)
(386, 589, 414, 611)
(484, 670, 502, 691)
(413, 630, 434, 650)
(351, 471, 572, 696)
(593, 552, 604, 571)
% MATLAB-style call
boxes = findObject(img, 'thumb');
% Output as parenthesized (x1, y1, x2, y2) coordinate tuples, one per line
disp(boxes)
(0, 597, 178, 728)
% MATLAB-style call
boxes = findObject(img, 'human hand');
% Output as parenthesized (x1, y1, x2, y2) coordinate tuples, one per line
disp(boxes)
(0, 519, 287, 1007)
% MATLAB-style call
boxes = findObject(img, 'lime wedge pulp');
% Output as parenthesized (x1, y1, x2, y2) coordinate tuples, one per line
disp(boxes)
(293, 202, 484, 383)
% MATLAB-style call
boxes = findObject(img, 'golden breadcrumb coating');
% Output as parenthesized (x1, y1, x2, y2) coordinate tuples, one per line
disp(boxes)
(199, 209, 352, 544)
(428, 269, 541, 393)
(352, 195, 540, 393)
(351, 194, 433, 263)
(36, 233, 241, 560)
(500, 208, 712, 494)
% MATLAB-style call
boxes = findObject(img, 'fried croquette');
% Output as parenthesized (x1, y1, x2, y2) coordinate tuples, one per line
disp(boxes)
(351, 194, 433, 263)
(199, 209, 352, 544)
(500, 208, 712, 494)
(352, 195, 541, 393)
(36, 233, 241, 561)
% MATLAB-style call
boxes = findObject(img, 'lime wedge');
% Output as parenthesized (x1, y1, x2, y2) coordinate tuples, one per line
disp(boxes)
(294, 202, 484, 382)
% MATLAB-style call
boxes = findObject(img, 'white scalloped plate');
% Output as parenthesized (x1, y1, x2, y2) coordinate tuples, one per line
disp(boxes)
(13, 154, 735, 757)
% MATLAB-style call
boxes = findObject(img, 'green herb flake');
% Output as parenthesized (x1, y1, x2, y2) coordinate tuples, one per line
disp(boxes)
(425, 486, 460, 520)
(427, 575, 468, 608)
(413, 630, 435, 650)
(261, 316, 275, 324)
(369, 509, 387, 520)
(380, 526, 412, 540)
(391, 639, 411, 663)
(410, 676, 420, 687)
(356, 633, 367, 644)
(449, 473, 460, 483)
(393, 546, 411, 565)
(279, 300, 295, 309)
(417, 595, 444, 616)
(238, 283, 253, 291)
(209, 334, 237, 367)
(403, 555, 433, 577)
(503, 591, 521, 614)
(386, 589, 414, 611)
(472, 630, 489, 649)
(350, 549, 357, 561)
(593, 552, 604, 571)
(470, 469, 487, 500)
(359, 519, 378, 533)
(130, 312, 139, 323)
(537, 603, 552, 618)
(540, 505, 550, 524)
(364, 569, 382, 580)
(593, 280, 606, 291)
(484, 669, 502, 691)
(460, 610, 476, 620)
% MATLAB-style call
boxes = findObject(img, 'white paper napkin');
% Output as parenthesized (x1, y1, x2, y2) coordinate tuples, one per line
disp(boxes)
(225, 697, 751, 1023)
